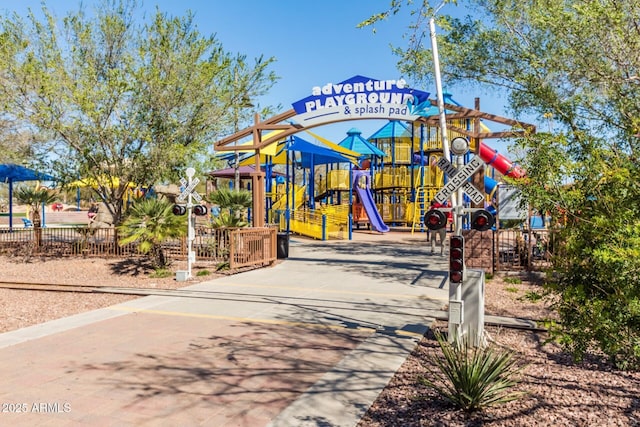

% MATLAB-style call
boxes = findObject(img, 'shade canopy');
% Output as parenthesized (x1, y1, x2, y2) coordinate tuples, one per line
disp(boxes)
(288, 136, 353, 168)
(68, 175, 135, 189)
(0, 164, 55, 231)
(0, 164, 54, 183)
(368, 120, 412, 140)
(338, 128, 385, 157)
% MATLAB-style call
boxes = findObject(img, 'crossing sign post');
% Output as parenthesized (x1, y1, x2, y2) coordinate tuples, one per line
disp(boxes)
(177, 177, 202, 204)
(433, 151, 489, 347)
(434, 155, 485, 205)
(177, 167, 201, 279)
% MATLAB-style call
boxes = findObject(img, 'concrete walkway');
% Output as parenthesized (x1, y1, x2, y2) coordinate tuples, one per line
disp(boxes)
(0, 231, 452, 426)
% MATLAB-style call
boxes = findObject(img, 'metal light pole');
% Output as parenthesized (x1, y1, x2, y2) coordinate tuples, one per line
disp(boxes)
(430, 2, 452, 170)
(429, 1, 466, 342)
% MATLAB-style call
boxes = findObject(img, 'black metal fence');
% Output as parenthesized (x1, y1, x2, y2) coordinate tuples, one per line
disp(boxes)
(0, 225, 277, 270)
(493, 228, 557, 272)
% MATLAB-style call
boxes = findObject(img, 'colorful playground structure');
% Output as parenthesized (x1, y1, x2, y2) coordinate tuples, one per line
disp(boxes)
(211, 74, 538, 240)
(213, 96, 527, 241)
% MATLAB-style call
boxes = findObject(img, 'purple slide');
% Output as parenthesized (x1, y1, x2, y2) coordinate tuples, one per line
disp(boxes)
(353, 170, 390, 233)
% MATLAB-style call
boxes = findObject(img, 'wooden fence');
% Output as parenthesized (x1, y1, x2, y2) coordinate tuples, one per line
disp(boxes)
(0, 225, 277, 270)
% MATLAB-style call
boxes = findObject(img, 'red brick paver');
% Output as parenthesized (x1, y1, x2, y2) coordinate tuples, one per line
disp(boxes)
(0, 312, 368, 426)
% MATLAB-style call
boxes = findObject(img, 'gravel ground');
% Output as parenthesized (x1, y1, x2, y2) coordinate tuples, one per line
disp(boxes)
(0, 255, 221, 333)
(1, 256, 639, 426)
(358, 275, 640, 426)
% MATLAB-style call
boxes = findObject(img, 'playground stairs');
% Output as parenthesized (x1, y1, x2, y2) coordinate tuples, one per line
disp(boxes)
(411, 187, 427, 234)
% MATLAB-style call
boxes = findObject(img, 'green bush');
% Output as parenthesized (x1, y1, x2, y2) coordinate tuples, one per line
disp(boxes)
(420, 331, 524, 413)
(149, 268, 172, 278)
(520, 291, 543, 303)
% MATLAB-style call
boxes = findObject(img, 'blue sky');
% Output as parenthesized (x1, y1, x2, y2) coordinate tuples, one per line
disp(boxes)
(1, 0, 519, 154)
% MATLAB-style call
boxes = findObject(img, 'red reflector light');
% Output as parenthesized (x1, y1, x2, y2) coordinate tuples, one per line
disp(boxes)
(450, 271, 463, 283)
(451, 236, 464, 248)
(450, 259, 464, 270)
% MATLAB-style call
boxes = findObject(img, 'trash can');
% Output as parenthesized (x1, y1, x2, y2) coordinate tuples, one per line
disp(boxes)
(277, 232, 289, 259)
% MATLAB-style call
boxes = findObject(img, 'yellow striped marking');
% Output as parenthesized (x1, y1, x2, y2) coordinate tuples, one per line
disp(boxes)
(203, 282, 448, 302)
(108, 306, 425, 338)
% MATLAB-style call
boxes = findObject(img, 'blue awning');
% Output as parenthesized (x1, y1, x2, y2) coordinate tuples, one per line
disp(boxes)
(338, 128, 385, 157)
(0, 164, 55, 232)
(288, 136, 353, 167)
(0, 164, 54, 183)
(368, 120, 412, 140)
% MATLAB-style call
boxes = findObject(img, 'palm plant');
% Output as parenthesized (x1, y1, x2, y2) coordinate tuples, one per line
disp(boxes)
(420, 331, 524, 413)
(15, 186, 57, 226)
(15, 186, 57, 249)
(117, 197, 186, 268)
(207, 188, 252, 228)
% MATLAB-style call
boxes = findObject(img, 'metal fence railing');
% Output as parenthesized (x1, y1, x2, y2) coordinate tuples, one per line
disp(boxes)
(494, 228, 556, 272)
(0, 223, 556, 273)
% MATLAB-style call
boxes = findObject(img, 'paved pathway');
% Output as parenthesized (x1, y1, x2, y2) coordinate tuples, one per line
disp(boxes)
(0, 231, 450, 426)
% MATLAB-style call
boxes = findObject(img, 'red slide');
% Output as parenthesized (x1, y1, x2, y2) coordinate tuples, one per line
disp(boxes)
(479, 143, 525, 178)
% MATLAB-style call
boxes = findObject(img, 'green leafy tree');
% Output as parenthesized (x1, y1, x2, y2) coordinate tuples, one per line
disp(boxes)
(0, 0, 277, 225)
(117, 197, 186, 268)
(0, 119, 35, 164)
(365, 0, 640, 368)
(207, 188, 252, 228)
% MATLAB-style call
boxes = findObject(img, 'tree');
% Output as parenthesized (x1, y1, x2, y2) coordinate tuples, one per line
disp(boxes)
(117, 197, 186, 268)
(0, 0, 277, 225)
(0, 119, 35, 164)
(365, 0, 640, 368)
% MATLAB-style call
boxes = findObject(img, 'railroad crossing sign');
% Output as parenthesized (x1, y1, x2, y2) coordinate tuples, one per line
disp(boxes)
(434, 155, 485, 205)
(177, 176, 202, 203)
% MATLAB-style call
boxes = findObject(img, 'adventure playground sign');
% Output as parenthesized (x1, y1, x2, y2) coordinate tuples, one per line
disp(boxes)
(291, 75, 433, 127)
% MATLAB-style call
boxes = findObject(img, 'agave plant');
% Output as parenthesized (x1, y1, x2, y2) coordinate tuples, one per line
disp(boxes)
(420, 330, 525, 413)
(117, 197, 187, 268)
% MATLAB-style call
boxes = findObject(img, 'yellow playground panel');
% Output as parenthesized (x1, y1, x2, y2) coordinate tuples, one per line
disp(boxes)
(279, 209, 348, 240)
(377, 140, 412, 164)
(326, 169, 350, 191)
(271, 184, 307, 210)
